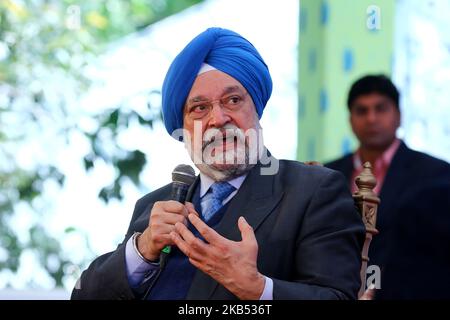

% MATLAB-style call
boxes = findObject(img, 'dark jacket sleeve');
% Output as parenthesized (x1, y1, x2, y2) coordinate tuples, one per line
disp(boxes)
(70, 239, 135, 300)
(273, 170, 365, 299)
(71, 198, 150, 300)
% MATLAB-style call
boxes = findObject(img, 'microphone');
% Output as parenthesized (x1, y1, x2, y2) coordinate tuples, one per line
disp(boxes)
(170, 164, 196, 203)
(142, 164, 196, 299)
(162, 164, 196, 255)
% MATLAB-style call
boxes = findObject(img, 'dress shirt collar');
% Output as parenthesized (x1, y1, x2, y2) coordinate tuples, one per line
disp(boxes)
(199, 172, 248, 198)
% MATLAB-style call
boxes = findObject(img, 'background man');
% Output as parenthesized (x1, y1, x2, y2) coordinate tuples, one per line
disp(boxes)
(326, 74, 450, 285)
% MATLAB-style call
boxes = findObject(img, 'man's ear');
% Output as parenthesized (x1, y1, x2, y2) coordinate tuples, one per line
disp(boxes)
(395, 108, 401, 127)
(349, 113, 356, 132)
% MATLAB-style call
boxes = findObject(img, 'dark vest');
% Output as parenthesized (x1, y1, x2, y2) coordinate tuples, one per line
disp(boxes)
(147, 184, 230, 300)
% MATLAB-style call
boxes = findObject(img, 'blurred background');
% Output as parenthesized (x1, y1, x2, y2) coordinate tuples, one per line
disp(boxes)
(0, 0, 449, 299)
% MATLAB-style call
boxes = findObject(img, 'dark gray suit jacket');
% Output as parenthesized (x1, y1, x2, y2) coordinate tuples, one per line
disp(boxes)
(71, 159, 365, 300)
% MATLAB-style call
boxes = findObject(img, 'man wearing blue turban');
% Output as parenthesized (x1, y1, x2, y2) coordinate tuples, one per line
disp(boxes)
(72, 28, 365, 300)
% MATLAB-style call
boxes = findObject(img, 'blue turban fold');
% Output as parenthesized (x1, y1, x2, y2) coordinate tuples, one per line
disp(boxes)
(161, 27, 273, 137)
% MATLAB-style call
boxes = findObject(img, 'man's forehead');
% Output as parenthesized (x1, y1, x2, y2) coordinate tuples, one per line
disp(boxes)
(353, 94, 393, 107)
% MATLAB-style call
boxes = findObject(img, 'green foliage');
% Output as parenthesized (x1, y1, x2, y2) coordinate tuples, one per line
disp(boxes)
(0, 0, 203, 288)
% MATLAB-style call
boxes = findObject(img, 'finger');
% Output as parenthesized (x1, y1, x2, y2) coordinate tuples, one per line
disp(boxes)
(187, 257, 202, 269)
(238, 216, 256, 243)
(175, 221, 196, 242)
(170, 231, 189, 255)
(159, 213, 188, 226)
(185, 202, 199, 217)
(175, 222, 208, 252)
(151, 222, 179, 235)
(171, 231, 205, 261)
(188, 213, 221, 244)
(173, 240, 211, 274)
(161, 200, 189, 217)
(150, 234, 174, 248)
(170, 231, 190, 255)
(187, 257, 219, 280)
(359, 286, 376, 300)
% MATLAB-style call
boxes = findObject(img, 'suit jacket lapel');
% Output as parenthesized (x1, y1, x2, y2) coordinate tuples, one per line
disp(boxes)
(187, 161, 284, 299)
(187, 175, 200, 202)
(215, 162, 283, 240)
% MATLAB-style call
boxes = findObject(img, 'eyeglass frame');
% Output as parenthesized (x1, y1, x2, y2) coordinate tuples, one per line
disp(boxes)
(184, 88, 250, 120)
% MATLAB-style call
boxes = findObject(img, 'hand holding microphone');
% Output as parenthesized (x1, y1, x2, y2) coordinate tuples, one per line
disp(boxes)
(137, 164, 196, 262)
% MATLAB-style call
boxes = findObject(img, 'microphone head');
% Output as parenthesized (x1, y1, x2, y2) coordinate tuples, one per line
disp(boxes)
(172, 164, 196, 186)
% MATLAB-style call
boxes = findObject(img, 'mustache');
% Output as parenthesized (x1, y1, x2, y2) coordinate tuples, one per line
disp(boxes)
(202, 125, 246, 151)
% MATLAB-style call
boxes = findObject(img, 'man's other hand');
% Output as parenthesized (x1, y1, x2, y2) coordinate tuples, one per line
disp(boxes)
(171, 207, 265, 300)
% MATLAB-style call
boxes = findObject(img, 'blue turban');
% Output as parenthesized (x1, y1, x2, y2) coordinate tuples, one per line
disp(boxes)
(161, 27, 273, 137)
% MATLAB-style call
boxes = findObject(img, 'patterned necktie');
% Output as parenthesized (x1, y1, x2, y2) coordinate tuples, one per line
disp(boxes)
(202, 182, 236, 222)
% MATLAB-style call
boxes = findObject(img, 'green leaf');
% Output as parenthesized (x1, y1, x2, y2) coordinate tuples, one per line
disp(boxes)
(64, 227, 76, 233)
(116, 150, 147, 185)
(83, 154, 95, 171)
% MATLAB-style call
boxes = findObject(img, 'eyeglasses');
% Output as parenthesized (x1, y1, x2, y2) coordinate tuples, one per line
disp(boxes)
(185, 92, 249, 120)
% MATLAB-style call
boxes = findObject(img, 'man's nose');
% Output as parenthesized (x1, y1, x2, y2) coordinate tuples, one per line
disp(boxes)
(208, 103, 230, 128)
(366, 109, 377, 123)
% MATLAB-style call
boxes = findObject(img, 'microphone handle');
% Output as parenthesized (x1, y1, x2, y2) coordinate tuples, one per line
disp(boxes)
(162, 182, 190, 254)
(170, 182, 190, 203)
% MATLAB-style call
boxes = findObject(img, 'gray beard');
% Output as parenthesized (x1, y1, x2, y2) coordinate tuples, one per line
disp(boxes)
(195, 156, 256, 181)
(185, 119, 263, 181)
(194, 132, 262, 181)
